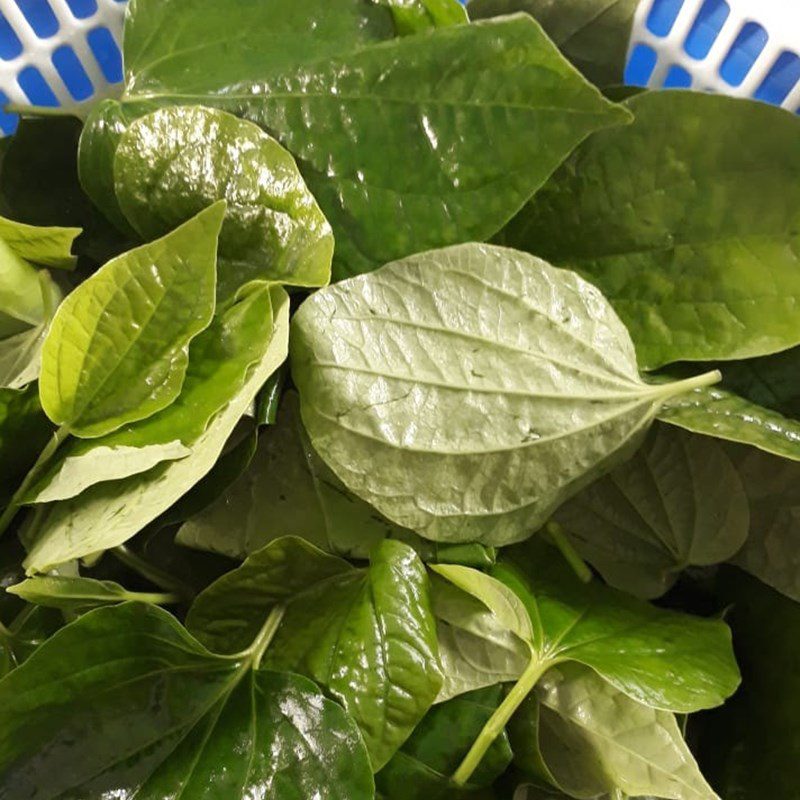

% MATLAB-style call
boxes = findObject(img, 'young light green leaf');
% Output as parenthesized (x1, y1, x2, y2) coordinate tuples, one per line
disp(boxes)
(39, 202, 225, 438)
(468, 0, 639, 87)
(263, 539, 443, 770)
(0, 215, 80, 270)
(7, 575, 179, 612)
(176, 391, 408, 559)
(291, 242, 720, 545)
(23, 287, 289, 573)
(114, 106, 334, 296)
(25, 282, 276, 503)
(500, 92, 800, 370)
(376, 686, 513, 799)
(555, 424, 750, 598)
(511, 663, 720, 800)
(0, 239, 46, 338)
(0, 602, 374, 799)
(187, 536, 354, 654)
(85, 9, 630, 277)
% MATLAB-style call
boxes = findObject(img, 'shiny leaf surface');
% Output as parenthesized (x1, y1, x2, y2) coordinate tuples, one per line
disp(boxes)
(555, 424, 750, 598)
(291, 242, 719, 545)
(39, 203, 225, 438)
(500, 92, 800, 369)
(114, 106, 333, 295)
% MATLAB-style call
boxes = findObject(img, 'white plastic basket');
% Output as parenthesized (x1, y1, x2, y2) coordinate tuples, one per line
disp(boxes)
(0, 0, 798, 138)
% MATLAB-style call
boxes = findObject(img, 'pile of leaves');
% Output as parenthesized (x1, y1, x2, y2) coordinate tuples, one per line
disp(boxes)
(0, 0, 798, 798)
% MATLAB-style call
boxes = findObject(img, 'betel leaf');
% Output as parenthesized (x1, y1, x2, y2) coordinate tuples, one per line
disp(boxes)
(268, 541, 442, 769)
(500, 92, 800, 370)
(114, 106, 334, 296)
(695, 569, 800, 800)
(0, 605, 63, 678)
(26, 281, 276, 504)
(0, 602, 374, 799)
(7, 575, 179, 612)
(176, 391, 408, 560)
(83, 7, 630, 277)
(379, 0, 468, 33)
(23, 287, 289, 573)
(723, 443, 800, 602)
(468, 0, 638, 87)
(555, 424, 750, 598)
(291, 242, 720, 546)
(39, 202, 225, 438)
(376, 686, 513, 799)
(0, 215, 80, 270)
(0, 238, 47, 338)
(510, 663, 719, 800)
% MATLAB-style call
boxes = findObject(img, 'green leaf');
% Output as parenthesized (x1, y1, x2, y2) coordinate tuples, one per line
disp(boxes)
(499, 92, 800, 370)
(291, 242, 720, 545)
(0, 605, 63, 678)
(23, 287, 290, 573)
(263, 539, 443, 770)
(176, 391, 408, 559)
(114, 106, 334, 296)
(39, 202, 225, 438)
(511, 663, 719, 800)
(26, 282, 276, 503)
(0, 214, 80, 270)
(186, 536, 353, 654)
(378, 0, 468, 33)
(468, 0, 639, 87)
(724, 443, 800, 602)
(496, 543, 741, 712)
(0, 602, 374, 798)
(554, 424, 750, 598)
(0, 238, 46, 338)
(376, 687, 513, 799)
(84, 8, 629, 277)
(7, 575, 179, 612)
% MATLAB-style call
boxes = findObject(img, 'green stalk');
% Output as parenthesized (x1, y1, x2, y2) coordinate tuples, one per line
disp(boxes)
(0, 425, 70, 539)
(111, 545, 195, 602)
(453, 653, 551, 786)
(245, 605, 285, 669)
(546, 522, 592, 583)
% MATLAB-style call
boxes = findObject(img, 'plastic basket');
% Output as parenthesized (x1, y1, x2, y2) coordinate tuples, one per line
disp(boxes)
(0, 0, 798, 138)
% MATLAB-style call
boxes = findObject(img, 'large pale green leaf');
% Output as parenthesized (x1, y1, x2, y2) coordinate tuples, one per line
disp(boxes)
(114, 106, 334, 296)
(500, 92, 800, 370)
(0, 215, 80, 270)
(468, 0, 638, 87)
(263, 539, 443, 770)
(39, 203, 225, 438)
(0, 602, 374, 799)
(83, 7, 629, 277)
(25, 283, 276, 503)
(376, 686, 513, 799)
(176, 390, 409, 559)
(511, 663, 719, 800)
(291, 242, 719, 545)
(555, 424, 750, 598)
(23, 287, 290, 573)
(7, 575, 178, 612)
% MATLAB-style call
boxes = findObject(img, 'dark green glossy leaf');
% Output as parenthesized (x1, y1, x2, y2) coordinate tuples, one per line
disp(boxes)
(23, 288, 289, 573)
(39, 203, 225, 438)
(27, 282, 275, 503)
(114, 106, 334, 296)
(292, 242, 719, 545)
(376, 687, 513, 799)
(254, 364, 286, 426)
(264, 539, 443, 770)
(0, 602, 374, 799)
(500, 92, 800, 370)
(468, 0, 638, 86)
(0, 605, 63, 678)
(555, 424, 750, 598)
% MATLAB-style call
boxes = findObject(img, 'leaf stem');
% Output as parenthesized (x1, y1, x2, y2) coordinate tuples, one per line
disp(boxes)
(246, 605, 285, 669)
(125, 591, 182, 606)
(111, 545, 195, 602)
(654, 369, 722, 399)
(0, 425, 70, 539)
(4, 103, 78, 118)
(546, 522, 592, 583)
(453, 653, 551, 786)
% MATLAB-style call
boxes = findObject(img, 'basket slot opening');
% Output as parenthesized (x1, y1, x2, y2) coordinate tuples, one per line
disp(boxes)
(683, 0, 730, 60)
(0, 13, 22, 60)
(17, 64, 58, 105)
(719, 21, 768, 87)
(87, 26, 122, 83)
(754, 50, 800, 105)
(0, 91, 18, 135)
(646, 0, 684, 37)
(625, 43, 659, 86)
(52, 43, 94, 100)
(663, 64, 693, 88)
(65, 0, 98, 19)
(14, 0, 59, 39)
